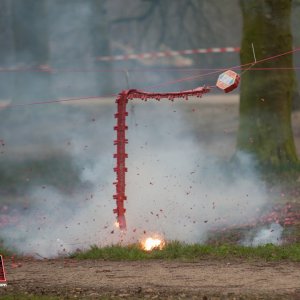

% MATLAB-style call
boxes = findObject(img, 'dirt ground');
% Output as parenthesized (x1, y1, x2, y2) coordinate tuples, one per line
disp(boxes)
(1, 258, 300, 299)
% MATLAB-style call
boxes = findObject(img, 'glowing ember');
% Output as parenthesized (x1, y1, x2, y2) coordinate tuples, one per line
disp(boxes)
(141, 237, 165, 251)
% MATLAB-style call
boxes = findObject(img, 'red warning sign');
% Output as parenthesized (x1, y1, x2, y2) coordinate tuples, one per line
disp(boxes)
(0, 255, 7, 287)
(216, 70, 240, 93)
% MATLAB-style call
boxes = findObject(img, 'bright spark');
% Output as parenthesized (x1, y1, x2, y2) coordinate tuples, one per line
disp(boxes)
(141, 237, 165, 251)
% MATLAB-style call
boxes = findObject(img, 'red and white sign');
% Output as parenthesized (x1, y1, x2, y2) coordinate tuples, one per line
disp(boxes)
(0, 255, 7, 287)
(216, 70, 240, 93)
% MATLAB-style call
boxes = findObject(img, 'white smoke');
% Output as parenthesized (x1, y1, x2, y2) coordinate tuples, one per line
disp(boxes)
(124, 101, 268, 243)
(1, 98, 271, 258)
(241, 223, 283, 246)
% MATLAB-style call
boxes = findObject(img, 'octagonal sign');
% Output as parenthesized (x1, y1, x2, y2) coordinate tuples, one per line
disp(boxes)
(216, 70, 240, 93)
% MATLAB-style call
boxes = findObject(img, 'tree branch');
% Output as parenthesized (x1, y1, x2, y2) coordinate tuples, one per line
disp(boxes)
(111, 1, 158, 24)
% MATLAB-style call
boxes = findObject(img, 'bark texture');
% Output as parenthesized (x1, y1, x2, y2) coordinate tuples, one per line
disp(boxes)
(238, 0, 298, 168)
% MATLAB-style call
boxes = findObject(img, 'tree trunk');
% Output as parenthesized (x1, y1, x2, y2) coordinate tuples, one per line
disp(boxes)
(237, 0, 298, 169)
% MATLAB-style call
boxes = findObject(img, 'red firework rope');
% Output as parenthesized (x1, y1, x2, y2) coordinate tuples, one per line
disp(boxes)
(113, 86, 211, 230)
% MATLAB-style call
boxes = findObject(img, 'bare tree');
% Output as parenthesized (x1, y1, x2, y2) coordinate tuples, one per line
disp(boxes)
(108, 0, 241, 67)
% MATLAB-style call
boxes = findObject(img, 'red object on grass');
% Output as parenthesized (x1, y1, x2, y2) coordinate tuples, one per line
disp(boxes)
(113, 86, 211, 230)
(0, 255, 7, 286)
(216, 70, 240, 93)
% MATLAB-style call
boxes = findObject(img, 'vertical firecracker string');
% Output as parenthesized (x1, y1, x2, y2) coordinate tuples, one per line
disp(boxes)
(113, 91, 129, 230)
(113, 86, 211, 230)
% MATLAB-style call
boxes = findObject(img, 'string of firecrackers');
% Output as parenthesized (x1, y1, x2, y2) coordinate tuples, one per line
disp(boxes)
(112, 55, 300, 230)
(126, 86, 211, 101)
(96, 47, 240, 62)
(0, 48, 298, 232)
(113, 86, 212, 230)
(113, 69, 242, 230)
(112, 48, 300, 229)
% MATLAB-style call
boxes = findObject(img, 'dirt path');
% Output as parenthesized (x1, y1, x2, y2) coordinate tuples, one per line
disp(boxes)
(1, 258, 300, 299)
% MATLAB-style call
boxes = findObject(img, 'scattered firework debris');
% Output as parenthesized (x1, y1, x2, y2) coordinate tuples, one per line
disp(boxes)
(222, 203, 300, 229)
(260, 202, 300, 227)
(1, 202, 299, 246)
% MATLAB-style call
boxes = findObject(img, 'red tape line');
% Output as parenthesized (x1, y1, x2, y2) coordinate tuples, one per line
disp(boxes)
(97, 47, 240, 62)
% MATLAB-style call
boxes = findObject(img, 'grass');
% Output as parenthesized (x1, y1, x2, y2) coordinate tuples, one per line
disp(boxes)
(72, 241, 300, 262)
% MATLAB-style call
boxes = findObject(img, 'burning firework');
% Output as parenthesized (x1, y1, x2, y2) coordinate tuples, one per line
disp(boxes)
(140, 236, 165, 251)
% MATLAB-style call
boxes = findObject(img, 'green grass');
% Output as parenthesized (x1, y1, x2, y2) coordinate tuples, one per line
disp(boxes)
(72, 241, 300, 262)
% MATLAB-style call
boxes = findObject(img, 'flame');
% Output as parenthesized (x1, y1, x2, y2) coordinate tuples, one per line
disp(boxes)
(141, 236, 165, 251)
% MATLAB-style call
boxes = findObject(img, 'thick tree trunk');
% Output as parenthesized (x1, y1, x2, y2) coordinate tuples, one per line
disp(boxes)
(237, 0, 298, 169)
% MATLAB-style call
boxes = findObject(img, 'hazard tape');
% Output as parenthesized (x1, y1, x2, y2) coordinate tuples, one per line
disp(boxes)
(96, 47, 240, 62)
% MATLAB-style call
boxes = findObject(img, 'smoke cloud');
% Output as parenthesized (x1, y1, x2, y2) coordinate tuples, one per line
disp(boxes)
(241, 223, 283, 246)
(1, 99, 270, 258)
